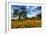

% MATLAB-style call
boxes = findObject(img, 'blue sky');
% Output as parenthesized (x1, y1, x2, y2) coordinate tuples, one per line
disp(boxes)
(11, 5, 41, 18)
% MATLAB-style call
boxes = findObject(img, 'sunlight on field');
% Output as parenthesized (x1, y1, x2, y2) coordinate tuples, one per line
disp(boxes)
(11, 19, 41, 29)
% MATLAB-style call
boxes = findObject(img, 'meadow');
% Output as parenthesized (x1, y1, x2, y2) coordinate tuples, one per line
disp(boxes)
(11, 18, 41, 29)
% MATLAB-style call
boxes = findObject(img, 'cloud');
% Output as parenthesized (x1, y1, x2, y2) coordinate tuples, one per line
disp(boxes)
(26, 6, 41, 18)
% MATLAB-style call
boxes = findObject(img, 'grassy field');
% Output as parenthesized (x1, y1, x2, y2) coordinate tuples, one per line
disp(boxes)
(11, 19, 41, 29)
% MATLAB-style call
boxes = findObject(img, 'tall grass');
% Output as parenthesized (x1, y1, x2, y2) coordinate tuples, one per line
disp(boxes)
(11, 19, 41, 29)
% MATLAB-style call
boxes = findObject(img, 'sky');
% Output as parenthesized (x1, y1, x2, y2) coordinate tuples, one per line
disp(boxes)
(11, 5, 41, 18)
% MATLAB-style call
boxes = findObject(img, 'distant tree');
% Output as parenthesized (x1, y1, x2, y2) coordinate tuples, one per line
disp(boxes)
(36, 13, 41, 19)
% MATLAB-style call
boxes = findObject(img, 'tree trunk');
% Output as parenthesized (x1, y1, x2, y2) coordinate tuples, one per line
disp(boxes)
(19, 16, 20, 20)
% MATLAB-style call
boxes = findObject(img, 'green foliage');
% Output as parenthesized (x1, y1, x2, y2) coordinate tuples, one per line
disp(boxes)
(12, 9, 27, 20)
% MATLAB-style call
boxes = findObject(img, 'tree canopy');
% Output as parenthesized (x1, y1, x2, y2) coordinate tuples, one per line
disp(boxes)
(12, 9, 27, 20)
